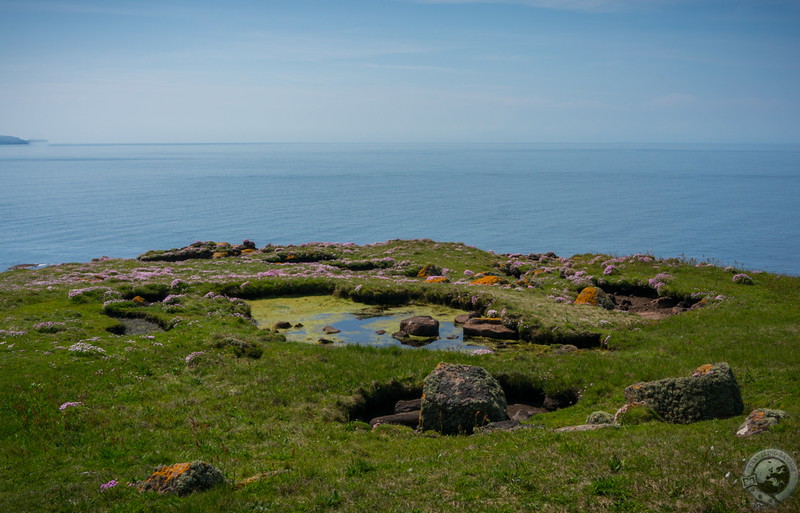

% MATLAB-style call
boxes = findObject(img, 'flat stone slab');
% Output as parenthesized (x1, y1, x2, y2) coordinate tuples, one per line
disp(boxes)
(555, 424, 620, 432)
(462, 318, 518, 340)
(369, 411, 420, 429)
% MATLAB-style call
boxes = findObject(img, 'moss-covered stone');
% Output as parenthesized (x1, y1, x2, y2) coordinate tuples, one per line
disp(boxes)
(623, 362, 743, 424)
(586, 411, 615, 425)
(420, 363, 507, 434)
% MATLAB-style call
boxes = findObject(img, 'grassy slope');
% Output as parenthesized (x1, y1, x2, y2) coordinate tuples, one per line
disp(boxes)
(0, 240, 797, 513)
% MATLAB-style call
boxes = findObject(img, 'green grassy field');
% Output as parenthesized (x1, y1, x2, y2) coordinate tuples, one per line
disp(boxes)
(1, 239, 797, 512)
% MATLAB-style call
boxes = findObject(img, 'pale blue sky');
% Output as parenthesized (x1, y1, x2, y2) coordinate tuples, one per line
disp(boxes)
(1, 0, 798, 143)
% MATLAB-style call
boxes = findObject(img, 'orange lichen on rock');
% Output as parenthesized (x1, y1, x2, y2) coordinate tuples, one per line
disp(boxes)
(139, 462, 191, 492)
(132, 296, 146, 304)
(470, 276, 502, 286)
(574, 286, 614, 310)
(417, 264, 441, 278)
(211, 252, 227, 258)
(574, 287, 599, 305)
(240, 248, 256, 254)
(425, 276, 449, 283)
(693, 363, 714, 376)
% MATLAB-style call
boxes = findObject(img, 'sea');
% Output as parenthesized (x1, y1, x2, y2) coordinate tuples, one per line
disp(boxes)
(1, 142, 798, 276)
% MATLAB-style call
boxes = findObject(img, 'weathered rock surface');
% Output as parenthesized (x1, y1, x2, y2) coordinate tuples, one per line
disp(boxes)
(399, 316, 439, 337)
(507, 403, 546, 421)
(454, 312, 479, 325)
(395, 398, 422, 413)
(322, 325, 341, 334)
(623, 362, 744, 424)
(420, 363, 508, 434)
(462, 317, 518, 340)
(139, 461, 224, 495)
(369, 411, 420, 429)
(736, 409, 788, 437)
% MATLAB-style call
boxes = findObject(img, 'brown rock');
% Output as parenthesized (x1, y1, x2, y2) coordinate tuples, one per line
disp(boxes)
(322, 325, 340, 334)
(463, 318, 518, 340)
(399, 316, 439, 337)
(394, 398, 422, 413)
(507, 403, 546, 421)
(274, 321, 292, 330)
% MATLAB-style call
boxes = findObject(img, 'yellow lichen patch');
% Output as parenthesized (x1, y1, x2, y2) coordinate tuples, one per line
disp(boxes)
(215, 242, 231, 248)
(212, 251, 227, 258)
(470, 276, 502, 286)
(425, 276, 449, 283)
(574, 287, 600, 306)
(132, 296, 146, 304)
(241, 248, 256, 254)
(533, 269, 546, 275)
(694, 363, 714, 376)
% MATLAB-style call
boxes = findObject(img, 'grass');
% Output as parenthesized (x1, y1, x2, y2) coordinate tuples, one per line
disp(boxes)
(0, 239, 798, 512)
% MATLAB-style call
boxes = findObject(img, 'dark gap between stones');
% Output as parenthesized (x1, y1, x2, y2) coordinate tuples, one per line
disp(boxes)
(347, 376, 578, 432)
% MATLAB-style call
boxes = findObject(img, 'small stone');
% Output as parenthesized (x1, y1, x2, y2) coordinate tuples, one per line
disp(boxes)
(586, 411, 615, 425)
(274, 321, 292, 330)
(369, 411, 420, 429)
(322, 325, 340, 334)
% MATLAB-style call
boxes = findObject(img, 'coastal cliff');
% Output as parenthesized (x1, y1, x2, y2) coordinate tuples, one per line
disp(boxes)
(0, 135, 29, 145)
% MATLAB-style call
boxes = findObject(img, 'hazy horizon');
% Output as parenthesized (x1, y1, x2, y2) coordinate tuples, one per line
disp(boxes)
(1, 0, 799, 145)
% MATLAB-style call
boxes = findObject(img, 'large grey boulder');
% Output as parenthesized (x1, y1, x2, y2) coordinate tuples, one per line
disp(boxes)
(420, 363, 508, 434)
(623, 362, 743, 424)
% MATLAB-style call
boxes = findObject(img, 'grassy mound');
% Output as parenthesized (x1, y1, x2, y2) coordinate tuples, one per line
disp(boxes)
(1, 239, 798, 512)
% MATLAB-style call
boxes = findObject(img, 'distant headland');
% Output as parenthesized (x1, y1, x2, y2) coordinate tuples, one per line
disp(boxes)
(0, 135, 29, 145)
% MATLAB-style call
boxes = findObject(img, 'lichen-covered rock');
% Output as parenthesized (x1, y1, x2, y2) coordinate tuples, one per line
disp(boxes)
(586, 411, 615, 425)
(399, 316, 439, 337)
(736, 409, 788, 437)
(139, 461, 224, 495)
(420, 363, 508, 434)
(574, 286, 614, 310)
(623, 362, 744, 424)
(417, 264, 442, 278)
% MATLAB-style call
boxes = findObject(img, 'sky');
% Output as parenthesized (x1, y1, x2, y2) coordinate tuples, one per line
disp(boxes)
(0, 0, 799, 144)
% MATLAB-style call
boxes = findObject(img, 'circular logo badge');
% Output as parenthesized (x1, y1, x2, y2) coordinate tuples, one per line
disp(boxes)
(742, 449, 798, 508)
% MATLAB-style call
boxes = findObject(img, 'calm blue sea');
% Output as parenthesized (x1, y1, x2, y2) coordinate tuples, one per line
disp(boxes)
(1, 143, 798, 275)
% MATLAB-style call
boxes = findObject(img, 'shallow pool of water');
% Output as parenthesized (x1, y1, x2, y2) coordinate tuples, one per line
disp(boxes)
(248, 295, 489, 352)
